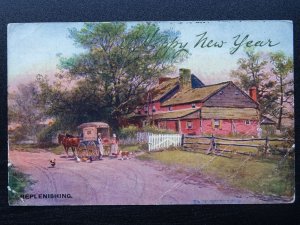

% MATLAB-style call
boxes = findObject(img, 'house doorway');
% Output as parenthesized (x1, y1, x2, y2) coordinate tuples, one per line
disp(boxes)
(175, 121, 179, 132)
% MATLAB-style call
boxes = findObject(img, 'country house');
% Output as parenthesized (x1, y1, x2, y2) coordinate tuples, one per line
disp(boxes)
(129, 68, 261, 136)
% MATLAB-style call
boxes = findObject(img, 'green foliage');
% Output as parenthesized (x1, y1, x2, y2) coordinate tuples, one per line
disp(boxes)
(37, 125, 56, 145)
(37, 22, 189, 131)
(119, 125, 139, 138)
(9, 126, 28, 144)
(8, 82, 44, 137)
(142, 125, 176, 134)
(269, 51, 294, 130)
(8, 167, 33, 205)
(230, 49, 294, 131)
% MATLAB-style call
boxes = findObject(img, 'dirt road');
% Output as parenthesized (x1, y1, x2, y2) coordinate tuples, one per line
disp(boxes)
(9, 150, 266, 205)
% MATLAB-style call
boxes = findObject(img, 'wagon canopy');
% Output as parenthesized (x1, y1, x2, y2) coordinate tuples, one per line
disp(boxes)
(78, 122, 109, 129)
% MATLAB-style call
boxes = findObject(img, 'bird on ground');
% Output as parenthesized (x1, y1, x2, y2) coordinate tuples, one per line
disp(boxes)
(49, 159, 56, 167)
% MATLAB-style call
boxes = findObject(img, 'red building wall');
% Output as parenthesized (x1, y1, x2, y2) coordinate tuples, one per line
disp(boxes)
(158, 120, 178, 132)
(201, 119, 258, 136)
(180, 119, 201, 135)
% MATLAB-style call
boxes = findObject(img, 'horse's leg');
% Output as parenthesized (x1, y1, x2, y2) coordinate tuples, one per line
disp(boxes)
(72, 147, 76, 157)
(64, 145, 69, 157)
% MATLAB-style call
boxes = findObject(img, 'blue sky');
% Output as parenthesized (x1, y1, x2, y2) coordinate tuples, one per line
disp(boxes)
(8, 21, 293, 88)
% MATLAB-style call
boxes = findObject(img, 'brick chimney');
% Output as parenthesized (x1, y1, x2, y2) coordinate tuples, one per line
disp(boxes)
(179, 68, 191, 89)
(249, 86, 257, 102)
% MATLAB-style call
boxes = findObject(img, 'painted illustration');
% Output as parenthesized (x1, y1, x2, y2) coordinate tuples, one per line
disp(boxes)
(8, 21, 294, 205)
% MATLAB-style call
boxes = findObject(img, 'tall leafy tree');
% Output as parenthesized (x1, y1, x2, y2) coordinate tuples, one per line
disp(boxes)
(39, 22, 188, 130)
(270, 51, 293, 130)
(230, 48, 276, 116)
(8, 82, 43, 137)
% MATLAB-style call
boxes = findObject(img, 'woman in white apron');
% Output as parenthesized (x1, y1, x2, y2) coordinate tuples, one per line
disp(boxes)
(97, 133, 104, 159)
(110, 133, 118, 156)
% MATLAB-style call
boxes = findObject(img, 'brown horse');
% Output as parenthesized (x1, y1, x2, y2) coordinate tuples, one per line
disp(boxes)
(58, 134, 80, 157)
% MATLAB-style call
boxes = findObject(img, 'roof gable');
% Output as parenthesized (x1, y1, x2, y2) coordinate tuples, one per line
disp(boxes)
(203, 82, 258, 108)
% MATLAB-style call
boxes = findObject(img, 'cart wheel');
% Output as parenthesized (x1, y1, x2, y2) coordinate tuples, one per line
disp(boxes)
(77, 143, 87, 158)
(87, 141, 99, 160)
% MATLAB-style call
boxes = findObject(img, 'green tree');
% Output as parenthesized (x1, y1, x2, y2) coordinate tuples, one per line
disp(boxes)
(270, 51, 293, 130)
(39, 22, 188, 130)
(8, 82, 43, 139)
(230, 48, 276, 116)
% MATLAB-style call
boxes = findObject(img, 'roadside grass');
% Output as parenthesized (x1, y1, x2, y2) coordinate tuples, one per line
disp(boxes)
(48, 145, 65, 155)
(8, 167, 34, 205)
(10, 143, 65, 155)
(119, 143, 148, 152)
(136, 149, 294, 197)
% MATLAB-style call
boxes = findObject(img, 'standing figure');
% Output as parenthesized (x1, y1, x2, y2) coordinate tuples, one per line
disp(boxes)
(97, 133, 104, 160)
(110, 133, 118, 157)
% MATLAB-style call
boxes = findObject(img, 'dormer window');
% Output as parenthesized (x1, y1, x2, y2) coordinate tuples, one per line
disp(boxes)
(192, 103, 196, 108)
(235, 91, 239, 95)
(218, 91, 223, 95)
(168, 106, 173, 111)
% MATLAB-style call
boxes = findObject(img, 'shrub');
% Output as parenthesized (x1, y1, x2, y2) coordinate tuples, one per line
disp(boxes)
(119, 125, 139, 138)
(142, 125, 176, 134)
(8, 167, 33, 205)
(37, 126, 56, 145)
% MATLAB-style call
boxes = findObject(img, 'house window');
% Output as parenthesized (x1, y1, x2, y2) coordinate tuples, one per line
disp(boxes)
(192, 103, 196, 108)
(235, 91, 239, 95)
(245, 120, 251, 125)
(152, 105, 156, 112)
(186, 121, 193, 129)
(213, 119, 221, 129)
(168, 106, 172, 111)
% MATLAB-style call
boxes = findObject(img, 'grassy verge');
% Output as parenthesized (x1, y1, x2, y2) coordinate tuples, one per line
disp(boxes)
(119, 143, 147, 152)
(8, 167, 34, 205)
(10, 143, 65, 155)
(137, 149, 294, 197)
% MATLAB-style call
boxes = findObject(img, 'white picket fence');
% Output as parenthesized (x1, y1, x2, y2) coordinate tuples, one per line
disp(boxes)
(148, 134, 182, 151)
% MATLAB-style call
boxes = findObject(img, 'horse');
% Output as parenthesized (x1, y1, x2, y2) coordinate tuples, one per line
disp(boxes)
(58, 133, 80, 157)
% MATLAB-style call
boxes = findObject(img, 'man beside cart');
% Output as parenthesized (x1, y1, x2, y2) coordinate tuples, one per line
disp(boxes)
(97, 133, 104, 160)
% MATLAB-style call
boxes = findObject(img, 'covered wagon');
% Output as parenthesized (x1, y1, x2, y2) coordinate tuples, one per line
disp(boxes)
(77, 122, 111, 159)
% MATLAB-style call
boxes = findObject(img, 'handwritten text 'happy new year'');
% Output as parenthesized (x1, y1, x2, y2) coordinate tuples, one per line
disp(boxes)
(193, 32, 280, 54)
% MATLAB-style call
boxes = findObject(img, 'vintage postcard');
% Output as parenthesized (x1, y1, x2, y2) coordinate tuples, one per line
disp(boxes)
(7, 21, 294, 205)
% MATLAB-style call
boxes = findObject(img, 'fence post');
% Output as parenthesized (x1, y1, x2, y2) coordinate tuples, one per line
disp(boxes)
(264, 136, 270, 155)
(206, 134, 216, 154)
(148, 134, 151, 152)
(181, 134, 184, 146)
